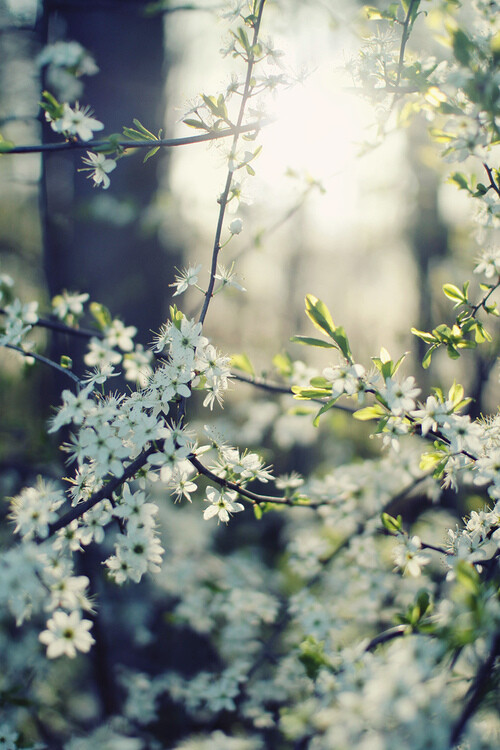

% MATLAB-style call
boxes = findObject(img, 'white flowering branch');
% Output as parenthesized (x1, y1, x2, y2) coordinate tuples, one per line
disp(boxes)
(198, 0, 267, 326)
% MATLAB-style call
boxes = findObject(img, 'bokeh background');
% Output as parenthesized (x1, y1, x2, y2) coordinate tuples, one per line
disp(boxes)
(0, 0, 497, 746)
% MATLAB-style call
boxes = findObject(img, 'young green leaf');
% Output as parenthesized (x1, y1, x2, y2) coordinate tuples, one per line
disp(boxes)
(290, 335, 336, 348)
(353, 404, 386, 421)
(304, 294, 336, 338)
(231, 353, 255, 376)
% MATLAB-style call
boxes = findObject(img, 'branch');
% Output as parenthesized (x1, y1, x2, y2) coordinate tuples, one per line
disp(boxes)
(0, 309, 103, 340)
(450, 634, 500, 746)
(483, 162, 500, 198)
(232, 371, 356, 412)
(3, 121, 266, 155)
(198, 0, 267, 326)
(188, 453, 320, 508)
(365, 624, 408, 651)
(395, 0, 419, 90)
(39, 444, 157, 542)
(5, 344, 82, 386)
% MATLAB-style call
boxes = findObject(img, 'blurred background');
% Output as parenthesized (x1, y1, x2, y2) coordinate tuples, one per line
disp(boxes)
(0, 0, 497, 746)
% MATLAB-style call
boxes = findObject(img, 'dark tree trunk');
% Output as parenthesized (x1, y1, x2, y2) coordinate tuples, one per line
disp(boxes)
(41, 0, 181, 348)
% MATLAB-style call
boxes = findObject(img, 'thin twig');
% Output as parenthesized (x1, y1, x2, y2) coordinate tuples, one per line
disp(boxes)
(365, 624, 409, 651)
(232, 371, 356, 412)
(198, 0, 267, 326)
(449, 634, 500, 746)
(483, 162, 500, 198)
(5, 344, 82, 386)
(0, 309, 103, 340)
(4, 121, 266, 155)
(188, 453, 319, 508)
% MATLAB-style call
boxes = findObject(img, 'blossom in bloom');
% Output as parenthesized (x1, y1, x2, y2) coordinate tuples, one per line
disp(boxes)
(167, 468, 198, 503)
(104, 318, 137, 351)
(214, 264, 246, 292)
(380, 415, 410, 451)
(113, 484, 158, 531)
(84, 338, 122, 368)
(473, 247, 500, 278)
(381, 376, 421, 415)
(37, 40, 98, 76)
(123, 346, 154, 387)
(440, 414, 484, 455)
(39, 609, 95, 658)
(323, 363, 366, 398)
(10, 478, 65, 540)
(48, 575, 91, 612)
(105, 526, 164, 584)
(48, 384, 94, 433)
(4, 298, 38, 325)
(80, 151, 117, 189)
(411, 395, 452, 436)
(169, 264, 202, 296)
(392, 535, 430, 577)
(82, 363, 120, 387)
(51, 289, 89, 321)
(47, 102, 104, 141)
(0, 723, 18, 750)
(275, 472, 304, 491)
(203, 487, 244, 523)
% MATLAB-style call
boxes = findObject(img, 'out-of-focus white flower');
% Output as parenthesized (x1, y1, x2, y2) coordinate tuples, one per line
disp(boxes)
(229, 217, 243, 235)
(393, 535, 431, 577)
(39, 610, 95, 658)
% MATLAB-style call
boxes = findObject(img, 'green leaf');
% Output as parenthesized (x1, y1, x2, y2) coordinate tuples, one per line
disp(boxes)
(60, 355, 73, 369)
(132, 119, 156, 138)
(183, 118, 208, 130)
(484, 302, 499, 316)
(391, 351, 408, 377)
(411, 327, 437, 344)
(429, 128, 454, 143)
(169, 304, 184, 329)
(290, 335, 336, 348)
(143, 146, 160, 163)
(231, 352, 254, 376)
(123, 119, 159, 143)
(474, 322, 492, 343)
(442, 283, 465, 303)
(381, 512, 402, 534)
(298, 636, 330, 680)
(449, 171, 470, 191)
(272, 351, 293, 377)
(363, 5, 385, 19)
(304, 294, 336, 338)
(0, 134, 15, 153)
(448, 380, 464, 406)
(363, 3, 398, 20)
(419, 451, 446, 472)
(451, 27, 473, 66)
(422, 344, 438, 369)
(330, 326, 352, 361)
(309, 376, 331, 388)
(89, 302, 112, 331)
(291, 385, 332, 400)
(353, 404, 386, 421)
(455, 560, 480, 595)
(313, 397, 340, 427)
